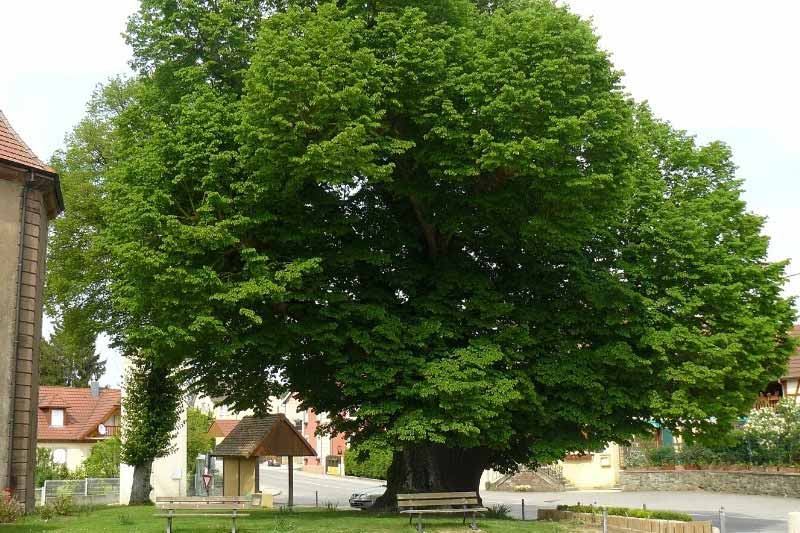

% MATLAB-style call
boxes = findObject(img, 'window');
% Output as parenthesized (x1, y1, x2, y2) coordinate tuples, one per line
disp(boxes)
(51, 409, 64, 427)
(294, 419, 303, 432)
(52, 449, 67, 465)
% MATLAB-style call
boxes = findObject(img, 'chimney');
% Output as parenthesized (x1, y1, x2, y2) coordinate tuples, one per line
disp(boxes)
(90, 381, 100, 398)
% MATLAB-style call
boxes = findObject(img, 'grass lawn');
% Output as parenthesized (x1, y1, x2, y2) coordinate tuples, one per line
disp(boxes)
(3, 506, 579, 532)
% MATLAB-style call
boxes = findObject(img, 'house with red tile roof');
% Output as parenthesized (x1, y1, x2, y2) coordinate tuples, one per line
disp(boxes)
(37, 385, 121, 471)
(208, 419, 240, 445)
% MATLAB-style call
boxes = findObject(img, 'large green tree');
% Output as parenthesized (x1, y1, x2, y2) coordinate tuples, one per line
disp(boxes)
(48, 0, 795, 506)
(120, 356, 181, 504)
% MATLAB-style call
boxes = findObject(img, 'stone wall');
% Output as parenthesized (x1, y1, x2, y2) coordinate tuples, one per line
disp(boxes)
(492, 469, 565, 491)
(621, 469, 800, 498)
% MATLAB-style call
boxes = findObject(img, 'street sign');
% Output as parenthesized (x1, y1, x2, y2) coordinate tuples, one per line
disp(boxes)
(202, 473, 213, 490)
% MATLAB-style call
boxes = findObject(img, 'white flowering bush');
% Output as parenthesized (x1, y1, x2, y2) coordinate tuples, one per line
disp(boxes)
(742, 399, 800, 465)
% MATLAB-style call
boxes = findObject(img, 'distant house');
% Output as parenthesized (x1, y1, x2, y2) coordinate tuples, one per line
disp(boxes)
(208, 419, 240, 446)
(37, 384, 121, 471)
(757, 325, 800, 407)
(781, 325, 800, 401)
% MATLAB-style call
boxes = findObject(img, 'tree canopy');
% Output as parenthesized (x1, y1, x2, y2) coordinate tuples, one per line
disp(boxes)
(48, 0, 796, 499)
(39, 317, 105, 387)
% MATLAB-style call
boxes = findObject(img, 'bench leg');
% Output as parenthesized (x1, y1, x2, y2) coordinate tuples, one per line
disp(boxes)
(470, 511, 478, 531)
(231, 509, 238, 533)
(165, 513, 173, 533)
(416, 512, 423, 533)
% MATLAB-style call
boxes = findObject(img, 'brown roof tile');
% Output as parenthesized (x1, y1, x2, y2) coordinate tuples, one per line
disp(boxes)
(212, 415, 316, 458)
(0, 109, 56, 175)
(784, 325, 800, 379)
(38, 386, 121, 442)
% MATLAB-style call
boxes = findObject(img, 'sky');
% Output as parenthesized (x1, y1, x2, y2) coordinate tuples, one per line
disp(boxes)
(1, 1, 797, 387)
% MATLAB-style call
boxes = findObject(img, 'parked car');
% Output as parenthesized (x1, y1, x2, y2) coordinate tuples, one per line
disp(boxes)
(349, 485, 386, 509)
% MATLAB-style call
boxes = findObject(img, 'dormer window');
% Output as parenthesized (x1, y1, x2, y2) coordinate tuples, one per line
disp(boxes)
(51, 408, 64, 427)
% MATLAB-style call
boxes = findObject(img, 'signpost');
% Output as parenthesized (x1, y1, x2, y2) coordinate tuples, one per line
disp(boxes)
(202, 468, 213, 496)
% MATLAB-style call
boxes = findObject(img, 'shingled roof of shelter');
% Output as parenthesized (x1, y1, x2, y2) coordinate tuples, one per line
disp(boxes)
(212, 414, 316, 458)
(0, 109, 57, 175)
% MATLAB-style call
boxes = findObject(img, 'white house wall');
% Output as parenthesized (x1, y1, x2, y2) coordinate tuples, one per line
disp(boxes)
(38, 442, 94, 472)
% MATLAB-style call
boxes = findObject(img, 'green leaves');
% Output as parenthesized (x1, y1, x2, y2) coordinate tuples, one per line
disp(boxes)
(48, 0, 795, 481)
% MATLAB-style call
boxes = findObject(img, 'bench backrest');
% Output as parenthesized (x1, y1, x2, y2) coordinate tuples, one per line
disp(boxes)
(156, 496, 251, 510)
(397, 492, 481, 509)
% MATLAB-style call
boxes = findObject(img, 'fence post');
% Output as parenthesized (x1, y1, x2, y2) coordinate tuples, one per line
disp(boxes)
(84, 478, 89, 497)
(521, 498, 525, 520)
(315, 490, 318, 508)
(602, 508, 608, 533)
(719, 506, 726, 533)
(41, 484, 46, 506)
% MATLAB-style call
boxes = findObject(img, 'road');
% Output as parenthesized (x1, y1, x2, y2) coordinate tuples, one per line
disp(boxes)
(259, 466, 800, 532)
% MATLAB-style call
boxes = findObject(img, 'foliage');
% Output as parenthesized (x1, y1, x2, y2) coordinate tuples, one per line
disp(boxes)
(120, 356, 181, 468)
(46, 486, 78, 516)
(47, 0, 796, 493)
(558, 505, 693, 522)
(186, 407, 215, 480)
(117, 512, 135, 526)
(344, 446, 393, 480)
(676, 444, 717, 467)
(35, 448, 71, 488)
(742, 399, 800, 465)
(485, 504, 511, 519)
(0, 490, 24, 524)
(645, 446, 676, 467)
(79, 437, 122, 478)
(39, 317, 105, 387)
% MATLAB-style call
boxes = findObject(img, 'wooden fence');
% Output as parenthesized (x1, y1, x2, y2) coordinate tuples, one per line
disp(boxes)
(537, 509, 714, 533)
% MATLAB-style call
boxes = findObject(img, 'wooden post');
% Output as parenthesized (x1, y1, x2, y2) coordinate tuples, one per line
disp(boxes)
(288, 456, 294, 508)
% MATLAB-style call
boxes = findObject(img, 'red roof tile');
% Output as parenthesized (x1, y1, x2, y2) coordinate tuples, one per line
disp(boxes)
(0, 109, 56, 175)
(38, 386, 121, 442)
(208, 419, 240, 438)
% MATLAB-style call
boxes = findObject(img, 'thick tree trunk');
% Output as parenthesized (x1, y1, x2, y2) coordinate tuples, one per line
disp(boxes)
(371, 444, 488, 512)
(129, 461, 153, 504)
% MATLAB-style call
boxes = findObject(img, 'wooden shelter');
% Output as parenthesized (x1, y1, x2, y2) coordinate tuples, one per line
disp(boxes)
(211, 414, 316, 506)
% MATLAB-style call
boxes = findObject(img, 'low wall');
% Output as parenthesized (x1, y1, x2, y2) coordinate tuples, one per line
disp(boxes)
(621, 469, 800, 497)
(537, 509, 712, 533)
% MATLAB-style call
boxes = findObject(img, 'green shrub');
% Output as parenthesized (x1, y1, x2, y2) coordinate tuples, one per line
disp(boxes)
(561, 504, 692, 522)
(50, 492, 76, 516)
(79, 437, 122, 478)
(344, 445, 392, 480)
(678, 444, 717, 466)
(485, 504, 511, 519)
(0, 491, 24, 524)
(646, 446, 676, 466)
(35, 448, 71, 487)
(38, 504, 55, 521)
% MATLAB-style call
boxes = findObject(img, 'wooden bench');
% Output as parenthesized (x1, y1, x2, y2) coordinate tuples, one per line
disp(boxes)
(398, 492, 488, 532)
(155, 496, 252, 533)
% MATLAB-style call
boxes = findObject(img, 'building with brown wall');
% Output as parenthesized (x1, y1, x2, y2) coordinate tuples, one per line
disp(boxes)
(0, 110, 63, 511)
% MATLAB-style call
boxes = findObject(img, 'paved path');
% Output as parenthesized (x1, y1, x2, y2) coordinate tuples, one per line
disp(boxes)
(259, 467, 800, 532)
